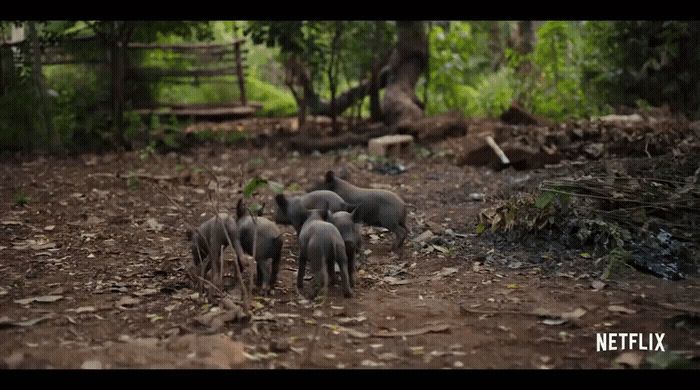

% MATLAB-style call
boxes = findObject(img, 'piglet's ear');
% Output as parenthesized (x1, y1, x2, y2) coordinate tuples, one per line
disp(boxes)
(325, 170, 335, 183)
(344, 202, 358, 213)
(236, 199, 245, 219)
(320, 201, 330, 221)
(274, 194, 287, 210)
(351, 206, 362, 223)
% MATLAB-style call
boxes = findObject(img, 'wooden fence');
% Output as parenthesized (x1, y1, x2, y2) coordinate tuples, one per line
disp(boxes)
(0, 35, 258, 138)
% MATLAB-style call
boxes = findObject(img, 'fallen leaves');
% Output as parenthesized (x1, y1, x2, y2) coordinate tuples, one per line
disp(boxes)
(0, 314, 54, 328)
(72, 306, 97, 314)
(382, 276, 412, 286)
(434, 267, 458, 278)
(337, 316, 367, 326)
(144, 218, 164, 232)
(321, 324, 370, 339)
(115, 297, 141, 310)
(133, 288, 159, 297)
(193, 305, 249, 332)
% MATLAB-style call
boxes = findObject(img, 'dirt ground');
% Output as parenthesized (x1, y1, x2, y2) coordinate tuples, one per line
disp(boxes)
(1, 140, 699, 369)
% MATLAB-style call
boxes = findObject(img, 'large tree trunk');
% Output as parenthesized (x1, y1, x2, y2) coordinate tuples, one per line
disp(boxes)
(381, 21, 428, 128)
(370, 21, 387, 121)
(28, 22, 53, 151)
(488, 21, 504, 70)
(517, 21, 535, 55)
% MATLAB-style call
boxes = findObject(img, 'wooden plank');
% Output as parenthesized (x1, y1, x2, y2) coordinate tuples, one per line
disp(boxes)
(132, 66, 239, 78)
(131, 105, 259, 120)
(127, 40, 245, 50)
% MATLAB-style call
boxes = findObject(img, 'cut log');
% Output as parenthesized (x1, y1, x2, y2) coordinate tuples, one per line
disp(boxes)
(500, 102, 552, 127)
(396, 111, 469, 142)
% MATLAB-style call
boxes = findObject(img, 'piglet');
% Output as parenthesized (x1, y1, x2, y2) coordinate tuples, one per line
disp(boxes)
(317, 171, 408, 251)
(297, 206, 352, 299)
(186, 213, 247, 290)
(328, 209, 362, 287)
(273, 190, 350, 234)
(235, 200, 283, 295)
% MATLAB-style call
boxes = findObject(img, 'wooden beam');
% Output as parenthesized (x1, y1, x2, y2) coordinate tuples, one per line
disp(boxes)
(127, 40, 245, 50)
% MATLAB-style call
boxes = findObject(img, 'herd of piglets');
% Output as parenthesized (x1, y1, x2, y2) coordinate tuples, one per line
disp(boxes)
(187, 170, 407, 299)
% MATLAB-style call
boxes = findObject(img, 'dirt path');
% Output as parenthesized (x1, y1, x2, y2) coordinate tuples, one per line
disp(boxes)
(1, 144, 698, 369)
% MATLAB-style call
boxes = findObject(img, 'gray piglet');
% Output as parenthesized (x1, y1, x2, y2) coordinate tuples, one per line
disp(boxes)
(297, 206, 353, 299)
(187, 213, 247, 287)
(273, 190, 349, 233)
(317, 171, 408, 251)
(328, 209, 362, 287)
(235, 200, 283, 294)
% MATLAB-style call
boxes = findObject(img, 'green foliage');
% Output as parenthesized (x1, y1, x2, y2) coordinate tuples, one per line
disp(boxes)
(602, 247, 631, 280)
(511, 21, 601, 121)
(126, 172, 140, 189)
(243, 177, 268, 198)
(14, 191, 30, 206)
(583, 21, 700, 118)
(243, 177, 286, 198)
(426, 22, 506, 116)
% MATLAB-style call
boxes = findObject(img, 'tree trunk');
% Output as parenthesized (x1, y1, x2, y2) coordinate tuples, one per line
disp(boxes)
(111, 40, 125, 147)
(369, 21, 387, 121)
(381, 21, 428, 128)
(110, 22, 134, 149)
(488, 21, 504, 70)
(517, 21, 535, 55)
(28, 21, 53, 151)
(328, 22, 343, 135)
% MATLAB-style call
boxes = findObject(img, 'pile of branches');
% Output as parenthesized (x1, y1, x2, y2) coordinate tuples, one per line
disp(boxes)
(458, 112, 700, 170)
(478, 154, 700, 279)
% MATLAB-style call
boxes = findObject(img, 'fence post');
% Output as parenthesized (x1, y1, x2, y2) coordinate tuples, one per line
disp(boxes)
(234, 40, 247, 106)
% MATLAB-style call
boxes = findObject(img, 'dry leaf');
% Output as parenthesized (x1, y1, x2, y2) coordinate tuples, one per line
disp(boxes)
(608, 305, 637, 315)
(542, 318, 568, 326)
(373, 323, 451, 338)
(133, 288, 158, 297)
(14, 295, 63, 305)
(116, 296, 141, 310)
(338, 316, 367, 326)
(591, 280, 606, 290)
(435, 267, 458, 278)
(382, 276, 412, 286)
(74, 306, 96, 314)
(561, 308, 587, 320)
(0, 314, 54, 328)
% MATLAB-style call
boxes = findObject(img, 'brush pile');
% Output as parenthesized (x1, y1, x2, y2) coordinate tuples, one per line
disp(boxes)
(478, 154, 700, 279)
(458, 111, 700, 170)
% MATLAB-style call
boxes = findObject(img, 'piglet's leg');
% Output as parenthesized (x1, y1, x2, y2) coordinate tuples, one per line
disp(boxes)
(296, 247, 307, 293)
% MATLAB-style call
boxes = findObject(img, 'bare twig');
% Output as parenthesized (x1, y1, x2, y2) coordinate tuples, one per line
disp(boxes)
(201, 166, 252, 311)
(459, 306, 545, 317)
